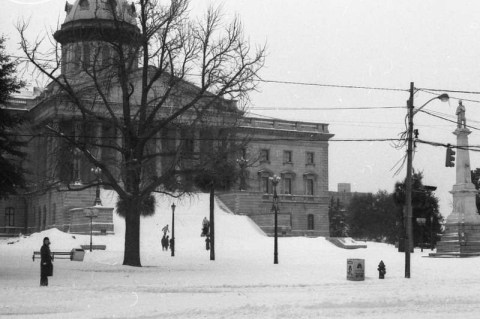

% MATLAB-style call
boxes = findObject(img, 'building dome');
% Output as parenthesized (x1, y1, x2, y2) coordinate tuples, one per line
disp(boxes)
(64, 0, 136, 25)
(54, 0, 139, 45)
(54, 0, 140, 76)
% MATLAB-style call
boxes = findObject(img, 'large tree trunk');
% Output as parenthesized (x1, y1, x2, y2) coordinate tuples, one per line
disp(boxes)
(123, 199, 142, 266)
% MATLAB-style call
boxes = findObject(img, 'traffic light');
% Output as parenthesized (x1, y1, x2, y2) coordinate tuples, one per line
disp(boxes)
(445, 144, 455, 167)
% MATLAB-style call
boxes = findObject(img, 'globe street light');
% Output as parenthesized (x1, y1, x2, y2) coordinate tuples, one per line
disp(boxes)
(91, 167, 102, 206)
(404, 82, 448, 278)
(270, 175, 281, 264)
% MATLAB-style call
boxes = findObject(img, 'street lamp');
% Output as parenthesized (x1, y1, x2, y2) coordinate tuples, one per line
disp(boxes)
(269, 174, 281, 264)
(84, 208, 98, 252)
(404, 82, 448, 278)
(430, 215, 434, 251)
(91, 167, 102, 206)
(171, 203, 176, 257)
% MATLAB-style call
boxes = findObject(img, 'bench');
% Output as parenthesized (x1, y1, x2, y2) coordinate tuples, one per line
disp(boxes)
(32, 251, 73, 261)
(80, 244, 106, 251)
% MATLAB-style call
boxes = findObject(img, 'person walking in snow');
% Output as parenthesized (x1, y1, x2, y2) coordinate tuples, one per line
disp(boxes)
(201, 217, 210, 237)
(40, 237, 53, 286)
(165, 235, 170, 250)
(162, 224, 169, 236)
(161, 234, 167, 251)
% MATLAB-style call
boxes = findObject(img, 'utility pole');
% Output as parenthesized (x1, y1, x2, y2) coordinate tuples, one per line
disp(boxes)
(405, 82, 414, 278)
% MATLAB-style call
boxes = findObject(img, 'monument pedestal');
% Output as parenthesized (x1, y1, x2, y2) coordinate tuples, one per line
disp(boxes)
(430, 126, 480, 257)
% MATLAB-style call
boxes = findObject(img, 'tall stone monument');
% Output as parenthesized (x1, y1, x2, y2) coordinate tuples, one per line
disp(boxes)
(432, 101, 480, 256)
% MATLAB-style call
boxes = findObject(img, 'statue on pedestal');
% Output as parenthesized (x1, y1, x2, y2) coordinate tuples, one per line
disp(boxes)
(456, 100, 466, 128)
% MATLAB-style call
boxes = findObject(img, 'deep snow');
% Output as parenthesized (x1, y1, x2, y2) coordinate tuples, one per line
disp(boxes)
(1, 191, 480, 318)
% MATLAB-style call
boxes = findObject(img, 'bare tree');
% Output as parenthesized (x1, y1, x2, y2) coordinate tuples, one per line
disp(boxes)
(17, 0, 265, 266)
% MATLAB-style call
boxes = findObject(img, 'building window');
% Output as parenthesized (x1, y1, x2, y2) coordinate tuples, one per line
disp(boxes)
(307, 214, 314, 230)
(306, 152, 315, 165)
(82, 42, 91, 69)
(107, 0, 117, 10)
(102, 45, 111, 67)
(283, 150, 292, 164)
(79, 0, 89, 10)
(52, 204, 56, 225)
(284, 177, 292, 194)
(260, 149, 270, 163)
(5, 207, 14, 227)
(261, 176, 270, 194)
(306, 179, 314, 195)
(43, 205, 47, 230)
(37, 206, 41, 229)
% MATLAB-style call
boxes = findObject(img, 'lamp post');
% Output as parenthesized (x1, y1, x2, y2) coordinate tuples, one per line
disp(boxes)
(91, 167, 102, 206)
(404, 82, 448, 278)
(84, 208, 98, 252)
(430, 215, 434, 251)
(270, 175, 281, 264)
(171, 203, 176, 257)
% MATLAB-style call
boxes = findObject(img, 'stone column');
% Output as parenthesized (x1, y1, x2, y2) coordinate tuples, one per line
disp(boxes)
(447, 128, 480, 225)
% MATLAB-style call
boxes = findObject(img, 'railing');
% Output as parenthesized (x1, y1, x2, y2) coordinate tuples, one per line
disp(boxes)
(241, 117, 329, 133)
(261, 193, 324, 202)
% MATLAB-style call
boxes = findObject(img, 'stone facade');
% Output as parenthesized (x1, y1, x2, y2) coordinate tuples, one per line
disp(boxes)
(0, 0, 334, 237)
(217, 118, 333, 237)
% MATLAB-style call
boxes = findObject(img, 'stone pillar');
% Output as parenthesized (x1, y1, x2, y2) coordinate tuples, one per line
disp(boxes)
(433, 125, 480, 257)
(447, 128, 479, 225)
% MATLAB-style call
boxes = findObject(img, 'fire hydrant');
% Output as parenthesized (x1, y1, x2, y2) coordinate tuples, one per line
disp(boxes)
(378, 260, 386, 279)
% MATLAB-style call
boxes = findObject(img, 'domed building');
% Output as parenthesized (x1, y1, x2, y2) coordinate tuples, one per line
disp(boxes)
(54, 0, 139, 76)
(1, 0, 334, 238)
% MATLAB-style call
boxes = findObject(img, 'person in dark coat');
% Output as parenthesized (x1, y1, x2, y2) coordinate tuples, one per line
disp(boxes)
(40, 237, 53, 286)
(161, 235, 167, 251)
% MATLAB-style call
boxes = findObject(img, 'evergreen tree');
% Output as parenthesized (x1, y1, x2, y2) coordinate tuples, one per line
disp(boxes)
(345, 191, 397, 242)
(392, 172, 443, 249)
(0, 36, 25, 198)
(328, 197, 347, 237)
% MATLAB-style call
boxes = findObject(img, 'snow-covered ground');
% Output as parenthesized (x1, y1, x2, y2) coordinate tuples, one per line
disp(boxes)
(1, 191, 480, 318)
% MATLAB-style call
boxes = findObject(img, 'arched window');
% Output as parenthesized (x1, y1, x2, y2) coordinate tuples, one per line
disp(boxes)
(52, 203, 56, 225)
(82, 42, 91, 69)
(107, 0, 117, 10)
(5, 207, 15, 227)
(43, 205, 47, 230)
(307, 214, 314, 230)
(37, 206, 41, 230)
(79, 0, 89, 10)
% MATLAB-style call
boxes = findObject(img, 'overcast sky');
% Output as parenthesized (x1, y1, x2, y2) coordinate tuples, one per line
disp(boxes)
(3, 0, 480, 217)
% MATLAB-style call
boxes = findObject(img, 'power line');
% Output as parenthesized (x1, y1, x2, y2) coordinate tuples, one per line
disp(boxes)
(419, 109, 480, 131)
(417, 88, 480, 104)
(417, 139, 480, 152)
(259, 79, 408, 92)
(417, 87, 480, 96)
(249, 106, 405, 111)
